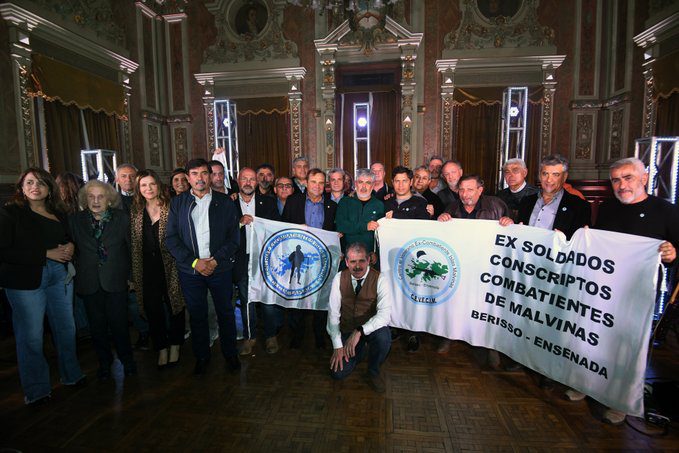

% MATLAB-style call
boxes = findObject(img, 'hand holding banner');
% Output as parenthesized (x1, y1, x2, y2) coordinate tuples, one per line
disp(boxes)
(377, 218, 661, 416)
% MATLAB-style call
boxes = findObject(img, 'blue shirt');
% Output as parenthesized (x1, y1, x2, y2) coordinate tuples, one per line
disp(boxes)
(530, 189, 564, 230)
(305, 196, 324, 229)
(277, 199, 285, 216)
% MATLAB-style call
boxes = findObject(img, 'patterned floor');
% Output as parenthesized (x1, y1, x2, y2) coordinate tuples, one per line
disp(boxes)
(1, 325, 678, 452)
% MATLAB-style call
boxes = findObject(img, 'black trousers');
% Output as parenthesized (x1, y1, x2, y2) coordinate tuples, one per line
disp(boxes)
(143, 288, 185, 351)
(82, 288, 134, 370)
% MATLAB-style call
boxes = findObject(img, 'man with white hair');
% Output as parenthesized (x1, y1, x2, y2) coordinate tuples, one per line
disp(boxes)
(564, 157, 679, 425)
(496, 158, 538, 221)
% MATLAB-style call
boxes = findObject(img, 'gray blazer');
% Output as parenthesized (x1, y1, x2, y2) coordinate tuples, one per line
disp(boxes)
(69, 208, 131, 296)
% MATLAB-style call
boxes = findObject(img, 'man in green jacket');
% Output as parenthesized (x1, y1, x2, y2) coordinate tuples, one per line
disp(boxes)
(335, 168, 385, 261)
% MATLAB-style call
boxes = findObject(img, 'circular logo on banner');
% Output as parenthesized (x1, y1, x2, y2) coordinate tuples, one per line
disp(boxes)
(260, 228, 332, 300)
(395, 237, 460, 306)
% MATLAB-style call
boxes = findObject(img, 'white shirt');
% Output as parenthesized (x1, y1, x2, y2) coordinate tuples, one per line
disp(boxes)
(326, 267, 392, 349)
(191, 189, 212, 259)
(510, 181, 527, 193)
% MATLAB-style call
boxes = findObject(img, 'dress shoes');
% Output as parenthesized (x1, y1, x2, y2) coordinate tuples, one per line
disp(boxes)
(365, 373, 386, 393)
(265, 336, 279, 354)
(194, 358, 210, 375)
(225, 355, 241, 373)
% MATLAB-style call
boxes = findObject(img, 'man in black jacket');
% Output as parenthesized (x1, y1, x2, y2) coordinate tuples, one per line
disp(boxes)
(517, 154, 590, 389)
(518, 154, 591, 240)
(166, 158, 241, 375)
(233, 167, 282, 355)
(566, 157, 678, 424)
(381, 166, 429, 352)
(283, 168, 338, 349)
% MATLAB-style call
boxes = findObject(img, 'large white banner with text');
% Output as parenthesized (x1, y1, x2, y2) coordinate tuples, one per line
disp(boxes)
(377, 218, 661, 416)
(248, 217, 341, 310)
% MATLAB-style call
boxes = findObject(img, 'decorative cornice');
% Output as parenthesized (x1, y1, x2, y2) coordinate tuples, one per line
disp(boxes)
(634, 12, 679, 48)
(315, 16, 422, 62)
(195, 67, 306, 86)
(0, 2, 138, 74)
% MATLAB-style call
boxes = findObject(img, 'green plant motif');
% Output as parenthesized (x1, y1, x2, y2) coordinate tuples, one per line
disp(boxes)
(405, 259, 448, 282)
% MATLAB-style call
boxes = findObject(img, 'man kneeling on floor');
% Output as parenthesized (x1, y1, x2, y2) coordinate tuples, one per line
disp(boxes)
(326, 242, 392, 393)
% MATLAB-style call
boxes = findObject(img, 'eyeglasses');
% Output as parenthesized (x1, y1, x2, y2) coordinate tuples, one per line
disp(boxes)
(276, 183, 293, 189)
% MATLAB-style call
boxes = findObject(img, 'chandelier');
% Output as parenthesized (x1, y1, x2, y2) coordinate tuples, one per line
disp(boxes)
(286, 0, 401, 15)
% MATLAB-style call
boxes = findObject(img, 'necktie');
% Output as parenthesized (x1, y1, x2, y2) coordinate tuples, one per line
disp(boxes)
(354, 278, 363, 296)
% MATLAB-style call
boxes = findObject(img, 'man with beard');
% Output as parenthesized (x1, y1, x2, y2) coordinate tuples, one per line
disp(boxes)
(327, 242, 392, 393)
(208, 160, 238, 196)
(565, 157, 678, 425)
(166, 159, 241, 375)
(335, 168, 385, 257)
(438, 160, 463, 208)
(428, 156, 446, 194)
(233, 167, 281, 355)
(255, 163, 275, 198)
(437, 175, 513, 357)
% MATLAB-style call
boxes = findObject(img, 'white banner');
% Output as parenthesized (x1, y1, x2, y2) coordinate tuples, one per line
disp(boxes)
(377, 218, 661, 416)
(248, 217, 342, 310)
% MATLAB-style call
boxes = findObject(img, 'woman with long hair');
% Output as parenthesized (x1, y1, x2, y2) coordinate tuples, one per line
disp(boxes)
(56, 172, 84, 215)
(131, 170, 185, 368)
(70, 180, 136, 380)
(170, 168, 189, 197)
(0, 168, 85, 405)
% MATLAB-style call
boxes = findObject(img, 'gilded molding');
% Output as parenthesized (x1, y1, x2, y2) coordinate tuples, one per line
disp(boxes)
(540, 85, 555, 155)
(16, 60, 36, 167)
(173, 127, 188, 167)
(641, 68, 656, 138)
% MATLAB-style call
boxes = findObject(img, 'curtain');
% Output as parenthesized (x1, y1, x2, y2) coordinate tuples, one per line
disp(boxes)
(337, 90, 400, 178)
(526, 99, 544, 185)
(236, 97, 290, 177)
(655, 91, 679, 137)
(370, 90, 401, 175)
(82, 109, 121, 152)
(452, 102, 502, 194)
(43, 100, 84, 176)
(43, 100, 121, 176)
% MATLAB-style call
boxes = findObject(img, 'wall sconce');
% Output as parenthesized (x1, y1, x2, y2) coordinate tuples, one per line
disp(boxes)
(403, 115, 412, 127)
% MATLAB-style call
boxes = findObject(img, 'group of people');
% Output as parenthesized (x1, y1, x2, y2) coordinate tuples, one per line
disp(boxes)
(1, 152, 677, 426)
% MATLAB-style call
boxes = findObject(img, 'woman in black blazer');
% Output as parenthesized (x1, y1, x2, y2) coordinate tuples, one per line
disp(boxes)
(0, 168, 85, 405)
(70, 179, 136, 380)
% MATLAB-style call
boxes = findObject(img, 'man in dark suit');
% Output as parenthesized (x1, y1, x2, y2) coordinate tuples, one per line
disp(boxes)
(517, 154, 590, 389)
(232, 167, 282, 356)
(166, 158, 241, 375)
(518, 154, 591, 240)
(283, 168, 338, 349)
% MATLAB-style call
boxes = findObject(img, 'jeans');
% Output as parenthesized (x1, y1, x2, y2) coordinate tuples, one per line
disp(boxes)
(82, 288, 135, 372)
(178, 270, 237, 360)
(5, 260, 84, 403)
(261, 303, 284, 339)
(330, 326, 391, 380)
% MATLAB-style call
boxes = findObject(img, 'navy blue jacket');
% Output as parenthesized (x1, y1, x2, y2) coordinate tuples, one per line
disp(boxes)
(166, 190, 240, 275)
